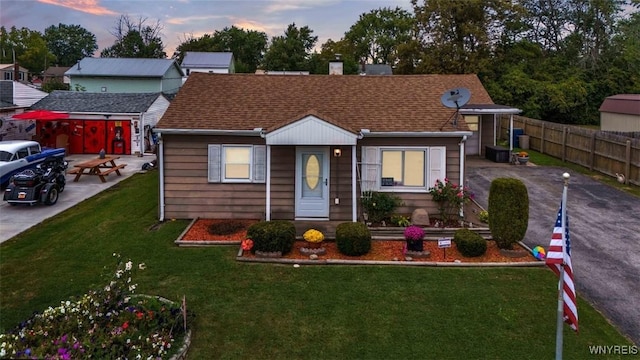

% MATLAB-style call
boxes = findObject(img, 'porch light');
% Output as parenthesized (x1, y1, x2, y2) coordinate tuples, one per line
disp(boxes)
(333, 148, 342, 157)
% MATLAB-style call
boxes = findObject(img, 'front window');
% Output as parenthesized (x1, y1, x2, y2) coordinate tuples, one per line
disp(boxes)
(223, 146, 251, 181)
(381, 149, 425, 187)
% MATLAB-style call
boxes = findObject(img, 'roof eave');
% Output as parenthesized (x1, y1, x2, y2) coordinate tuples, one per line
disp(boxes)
(459, 108, 522, 114)
(153, 128, 263, 136)
(360, 131, 473, 137)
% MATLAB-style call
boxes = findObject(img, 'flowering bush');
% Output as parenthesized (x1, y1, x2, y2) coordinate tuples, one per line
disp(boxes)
(403, 225, 425, 242)
(0, 254, 191, 360)
(303, 229, 324, 243)
(241, 239, 254, 251)
(428, 178, 474, 224)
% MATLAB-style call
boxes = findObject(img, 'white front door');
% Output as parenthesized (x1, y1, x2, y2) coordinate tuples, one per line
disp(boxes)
(295, 147, 329, 218)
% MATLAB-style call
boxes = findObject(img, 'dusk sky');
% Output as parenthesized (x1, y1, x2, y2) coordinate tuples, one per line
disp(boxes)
(1, 0, 412, 57)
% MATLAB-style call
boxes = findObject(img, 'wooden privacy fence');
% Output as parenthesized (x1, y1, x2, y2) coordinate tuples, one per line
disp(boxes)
(498, 115, 640, 186)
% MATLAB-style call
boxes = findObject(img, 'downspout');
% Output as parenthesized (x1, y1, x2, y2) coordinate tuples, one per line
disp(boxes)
(266, 145, 271, 221)
(459, 135, 467, 219)
(158, 133, 165, 221)
(352, 144, 357, 222)
(509, 114, 514, 151)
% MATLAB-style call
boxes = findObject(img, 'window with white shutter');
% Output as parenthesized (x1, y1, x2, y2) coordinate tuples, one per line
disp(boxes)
(361, 146, 446, 191)
(208, 144, 266, 183)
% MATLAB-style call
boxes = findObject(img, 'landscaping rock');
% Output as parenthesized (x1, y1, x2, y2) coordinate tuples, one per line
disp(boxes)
(411, 208, 430, 226)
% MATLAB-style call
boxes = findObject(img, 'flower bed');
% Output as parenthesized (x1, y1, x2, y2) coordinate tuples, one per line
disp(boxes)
(0, 254, 192, 360)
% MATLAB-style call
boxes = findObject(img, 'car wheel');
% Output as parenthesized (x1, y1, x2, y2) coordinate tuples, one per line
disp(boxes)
(45, 185, 59, 205)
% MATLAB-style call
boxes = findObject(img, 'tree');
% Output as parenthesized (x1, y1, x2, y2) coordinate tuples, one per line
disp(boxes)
(0, 26, 55, 77)
(411, 0, 518, 74)
(175, 26, 268, 73)
(101, 15, 166, 58)
(43, 24, 97, 66)
(343, 7, 415, 67)
(262, 23, 317, 71)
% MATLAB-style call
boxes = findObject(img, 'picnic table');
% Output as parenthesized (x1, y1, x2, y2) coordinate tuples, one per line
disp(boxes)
(67, 156, 127, 183)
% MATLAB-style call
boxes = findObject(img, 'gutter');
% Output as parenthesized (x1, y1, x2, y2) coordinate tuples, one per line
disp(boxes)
(359, 130, 473, 137)
(154, 129, 263, 136)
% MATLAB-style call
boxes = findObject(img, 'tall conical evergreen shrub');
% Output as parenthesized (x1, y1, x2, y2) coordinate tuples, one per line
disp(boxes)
(488, 178, 529, 249)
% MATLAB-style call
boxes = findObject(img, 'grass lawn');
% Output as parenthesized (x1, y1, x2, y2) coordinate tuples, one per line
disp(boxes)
(0, 172, 635, 359)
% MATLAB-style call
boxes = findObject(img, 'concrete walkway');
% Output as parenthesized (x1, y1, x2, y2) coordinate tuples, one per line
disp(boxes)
(0, 154, 154, 244)
(466, 156, 640, 345)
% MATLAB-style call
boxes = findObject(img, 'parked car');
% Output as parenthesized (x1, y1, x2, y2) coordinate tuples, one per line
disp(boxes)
(0, 140, 65, 187)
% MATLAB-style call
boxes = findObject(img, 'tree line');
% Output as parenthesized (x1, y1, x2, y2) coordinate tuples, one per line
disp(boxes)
(1, 0, 638, 125)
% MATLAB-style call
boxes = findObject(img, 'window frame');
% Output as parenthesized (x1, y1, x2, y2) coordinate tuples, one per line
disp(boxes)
(222, 145, 253, 183)
(379, 147, 427, 189)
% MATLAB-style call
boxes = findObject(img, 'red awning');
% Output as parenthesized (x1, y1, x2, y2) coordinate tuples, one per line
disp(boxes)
(12, 110, 69, 121)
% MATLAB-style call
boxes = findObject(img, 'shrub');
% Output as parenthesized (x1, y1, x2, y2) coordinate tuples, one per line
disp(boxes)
(208, 220, 247, 235)
(390, 214, 411, 227)
(335, 222, 372, 256)
(454, 228, 487, 257)
(428, 178, 474, 224)
(479, 210, 489, 224)
(488, 178, 529, 249)
(361, 191, 403, 224)
(246, 220, 296, 254)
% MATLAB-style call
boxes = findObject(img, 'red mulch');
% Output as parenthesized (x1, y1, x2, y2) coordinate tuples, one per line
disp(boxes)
(180, 219, 537, 263)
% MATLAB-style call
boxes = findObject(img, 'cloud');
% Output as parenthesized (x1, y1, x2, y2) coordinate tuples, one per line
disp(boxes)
(264, 0, 339, 14)
(166, 14, 225, 25)
(37, 0, 116, 15)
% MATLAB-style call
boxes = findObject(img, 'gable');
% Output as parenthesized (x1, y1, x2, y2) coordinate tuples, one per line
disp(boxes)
(265, 115, 358, 145)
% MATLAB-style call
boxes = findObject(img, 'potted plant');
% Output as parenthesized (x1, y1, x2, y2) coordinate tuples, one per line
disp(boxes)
(517, 151, 529, 165)
(303, 229, 324, 248)
(403, 225, 425, 252)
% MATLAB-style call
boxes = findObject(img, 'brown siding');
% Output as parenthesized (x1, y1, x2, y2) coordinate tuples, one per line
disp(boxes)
(329, 146, 354, 221)
(270, 146, 295, 219)
(163, 134, 266, 219)
(480, 114, 496, 154)
(356, 137, 462, 218)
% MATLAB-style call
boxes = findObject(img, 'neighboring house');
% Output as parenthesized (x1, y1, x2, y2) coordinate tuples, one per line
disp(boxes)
(362, 64, 393, 75)
(599, 94, 640, 132)
(65, 57, 184, 95)
(29, 91, 169, 155)
(0, 80, 48, 141)
(154, 72, 521, 222)
(42, 66, 71, 85)
(181, 52, 235, 82)
(0, 64, 29, 83)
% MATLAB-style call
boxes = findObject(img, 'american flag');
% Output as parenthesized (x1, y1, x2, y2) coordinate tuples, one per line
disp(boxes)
(545, 200, 579, 332)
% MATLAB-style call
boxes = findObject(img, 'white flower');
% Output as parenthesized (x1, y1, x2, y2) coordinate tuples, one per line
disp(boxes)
(125, 261, 133, 271)
(138, 263, 146, 270)
(104, 285, 111, 292)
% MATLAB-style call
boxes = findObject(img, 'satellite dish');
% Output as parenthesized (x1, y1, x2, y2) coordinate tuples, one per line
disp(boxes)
(440, 88, 471, 109)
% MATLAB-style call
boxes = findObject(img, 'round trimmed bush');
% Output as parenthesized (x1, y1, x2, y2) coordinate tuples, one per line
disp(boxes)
(453, 228, 487, 257)
(246, 220, 296, 254)
(335, 222, 371, 256)
(488, 178, 529, 249)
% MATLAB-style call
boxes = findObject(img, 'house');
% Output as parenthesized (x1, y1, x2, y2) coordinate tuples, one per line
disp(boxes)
(0, 80, 48, 141)
(154, 72, 521, 222)
(362, 64, 393, 75)
(65, 57, 184, 95)
(0, 64, 29, 83)
(181, 52, 235, 79)
(599, 94, 640, 132)
(42, 66, 71, 85)
(29, 91, 169, 155)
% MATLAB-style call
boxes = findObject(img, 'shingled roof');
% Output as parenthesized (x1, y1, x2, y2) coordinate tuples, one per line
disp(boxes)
(31, 91, 163, 113)
(156, 72, 494, 133)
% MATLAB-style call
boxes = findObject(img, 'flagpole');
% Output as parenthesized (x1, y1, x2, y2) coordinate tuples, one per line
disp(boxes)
(555, 172, 570, 360)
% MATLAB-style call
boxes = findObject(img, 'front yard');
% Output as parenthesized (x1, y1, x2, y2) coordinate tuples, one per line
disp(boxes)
(0, 172, 635, 359)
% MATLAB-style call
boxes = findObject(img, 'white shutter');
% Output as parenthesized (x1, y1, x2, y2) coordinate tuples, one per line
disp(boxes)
(361, 146, 379, 192)
(253, 145, 266, 183)
(208, 144, 221, 183)
(428, 146, 446, 188)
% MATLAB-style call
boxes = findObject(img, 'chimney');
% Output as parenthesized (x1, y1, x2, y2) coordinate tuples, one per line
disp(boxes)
(77, 60, 81, 70)
(14, 63, 19, 82)
(329, 53, 343, 75)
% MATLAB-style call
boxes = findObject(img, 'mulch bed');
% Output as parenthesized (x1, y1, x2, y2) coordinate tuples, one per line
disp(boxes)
(179, 219, 538, 264)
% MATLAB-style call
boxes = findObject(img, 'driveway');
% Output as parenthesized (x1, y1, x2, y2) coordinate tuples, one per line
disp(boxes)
(0, 154, 153, 244)
(466, 158, 640, 345)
